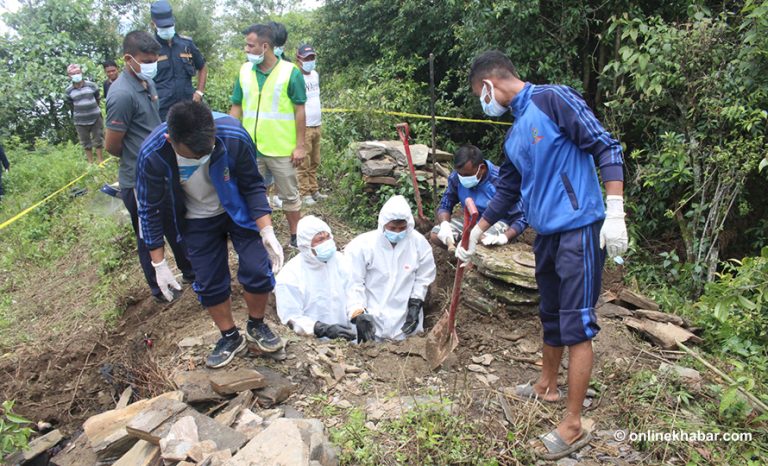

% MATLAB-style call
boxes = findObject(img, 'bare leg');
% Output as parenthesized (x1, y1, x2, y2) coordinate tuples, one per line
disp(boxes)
(243, 291, 268, 319)
(96, 147, 104, 164)
(558, 340, 592, 443)
(533, 343, 564, 401)
(207, 297, 235, 331)
(285, 210, 300, 235)
(85, 148, 94, 164)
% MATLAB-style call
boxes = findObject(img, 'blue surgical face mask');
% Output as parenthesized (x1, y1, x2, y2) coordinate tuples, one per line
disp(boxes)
(312, 238, 336, 262)
(247, 53, 264, 65)
(458, 165, 482, 189)
(301, 60, 316, 73)
(176, 151, 213, 181)
(71, 74, 83, 83)
(480, 80, 508, 117)
(157, 26, 175, 40)
(384, 229, 407, 244)
(273, 46, 284, 57)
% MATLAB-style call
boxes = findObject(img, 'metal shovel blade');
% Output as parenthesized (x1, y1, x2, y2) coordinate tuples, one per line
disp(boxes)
(425, 310, 459, 370)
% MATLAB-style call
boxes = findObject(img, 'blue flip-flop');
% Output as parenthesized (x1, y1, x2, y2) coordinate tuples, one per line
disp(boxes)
(514, 381, 564, 403)
(533, 428, 592, 460)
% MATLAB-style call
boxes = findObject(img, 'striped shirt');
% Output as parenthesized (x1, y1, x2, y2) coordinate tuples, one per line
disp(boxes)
(65, 81, 101, 126)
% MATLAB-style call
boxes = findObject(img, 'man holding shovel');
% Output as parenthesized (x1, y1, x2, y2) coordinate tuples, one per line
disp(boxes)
(431, 144, 527, 249)
(458, 51, 628, 460)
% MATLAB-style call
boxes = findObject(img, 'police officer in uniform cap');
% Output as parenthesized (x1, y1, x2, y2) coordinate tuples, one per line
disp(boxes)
(150, 0, 208, 121)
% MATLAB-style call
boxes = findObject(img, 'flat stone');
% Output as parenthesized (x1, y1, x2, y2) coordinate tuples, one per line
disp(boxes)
(597, 303, 633, 318)
(467, 364, 487, 373)
(472, 354, 494, 366)
(361, 159, 396, 177)
(174, 370, 226, 403)
(227, 418, 336, 466)
(178, 337, 204, 348)
(517, 339, 539, 354)
(659, 362, 702, 383)
(210, 369, 267, 395)
(473, 243, 537, 289)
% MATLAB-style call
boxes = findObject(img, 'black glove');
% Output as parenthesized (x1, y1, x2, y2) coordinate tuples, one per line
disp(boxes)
(352, 313, 376, 343)
(313, 321, 356, 341)
(401, 298, 423, 335)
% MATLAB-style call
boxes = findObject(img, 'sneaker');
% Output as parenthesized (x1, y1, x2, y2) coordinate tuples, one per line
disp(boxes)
(246, 321, 284, 352)
(312, 191, 328, 201)
(270, 195, 283, 210)
(302, 195, 317, 206)
(289, 236, 298, 249)
(206, 334, 246, 368)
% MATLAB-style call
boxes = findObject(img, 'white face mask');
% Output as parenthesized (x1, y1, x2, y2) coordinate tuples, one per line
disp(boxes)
(157, 26, 175, 40)
(480, 80, 508, 117)
(128, 55, 158, 81)
(301, 60, 316, 73)
(247, 53, 264, 65)
(273, 46, 284, 57)
(70, 74, 83, 83)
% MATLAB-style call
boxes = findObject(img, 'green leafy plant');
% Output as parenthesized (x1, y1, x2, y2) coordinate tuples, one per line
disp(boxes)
(0, 400, 33, 458)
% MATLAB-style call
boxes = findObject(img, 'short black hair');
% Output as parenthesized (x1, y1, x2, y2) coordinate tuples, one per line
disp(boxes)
(123, 31, 161, 55)
(102, 60, 117, 68)
(243, 24, 274, 47)
(469, 50, 519, 86)
(267, 21, 288, 47)
(166, 101, 215, 156)
(454, 144, 484, 170)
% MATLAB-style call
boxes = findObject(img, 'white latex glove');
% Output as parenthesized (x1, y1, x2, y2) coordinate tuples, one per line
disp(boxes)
(481, 232, 509, 246)
(600, 195, 629, 258)
(260, 225, 284, 274)
(151, 259, 182, 302)
(436, 221, 455, 247)
(455, 224, 484, 263)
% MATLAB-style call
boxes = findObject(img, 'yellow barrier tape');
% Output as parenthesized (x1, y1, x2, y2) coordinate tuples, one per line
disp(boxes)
(1, 107, 502, 231)
(324, 108, 513, 126)
(0, 157, 115, 231)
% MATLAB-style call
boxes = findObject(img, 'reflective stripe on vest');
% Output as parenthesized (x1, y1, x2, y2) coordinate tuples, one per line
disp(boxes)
(239, 60, 297, 157)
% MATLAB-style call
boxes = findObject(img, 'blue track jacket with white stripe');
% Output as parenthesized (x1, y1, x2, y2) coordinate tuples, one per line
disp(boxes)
(483, 83, 624, 235)
(136, 113, 271, 250)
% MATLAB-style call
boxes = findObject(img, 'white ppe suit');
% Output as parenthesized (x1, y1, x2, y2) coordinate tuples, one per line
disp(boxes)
(275, 215, 352, 336)
(345, 195, 437, 340)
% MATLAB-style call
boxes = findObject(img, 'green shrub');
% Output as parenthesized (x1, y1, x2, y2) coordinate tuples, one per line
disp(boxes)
(0, 400, 33, 458)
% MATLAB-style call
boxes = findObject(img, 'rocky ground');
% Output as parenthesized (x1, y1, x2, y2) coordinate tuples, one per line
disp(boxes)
(0, 202, 706, 465)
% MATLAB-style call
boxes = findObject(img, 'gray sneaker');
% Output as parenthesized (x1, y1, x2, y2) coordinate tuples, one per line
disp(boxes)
(313, 191, 328, 201)
(206, 334, 246, 368)
(246, 321, 285, 352)
(302, 195, 317, 206)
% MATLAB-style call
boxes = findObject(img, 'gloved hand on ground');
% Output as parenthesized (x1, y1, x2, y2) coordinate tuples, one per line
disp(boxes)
(352, 312, 376, 343)
(151, 259, 182, 302)
(401, 298, 423, 335)
(314, 321, 356, 341)
(481, 232, 508, 246)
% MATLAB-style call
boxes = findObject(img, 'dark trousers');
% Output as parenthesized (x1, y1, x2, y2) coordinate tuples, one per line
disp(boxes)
(121, 187, 193, 297)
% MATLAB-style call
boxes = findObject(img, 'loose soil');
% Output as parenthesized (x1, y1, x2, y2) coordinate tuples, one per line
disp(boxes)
(0, 204, 666, 464)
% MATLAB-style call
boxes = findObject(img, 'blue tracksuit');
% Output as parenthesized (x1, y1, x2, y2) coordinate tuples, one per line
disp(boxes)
(437, 159, 528, 235)
(483, 83, 623, 234)
(483, 83, 624, 346)
(136, 113, 274, 306)
(136, 113, 271, 250)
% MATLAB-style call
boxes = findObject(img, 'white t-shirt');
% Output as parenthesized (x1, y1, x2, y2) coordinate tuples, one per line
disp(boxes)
(176, 155, 225, 219)
(304, 70, 321, 127)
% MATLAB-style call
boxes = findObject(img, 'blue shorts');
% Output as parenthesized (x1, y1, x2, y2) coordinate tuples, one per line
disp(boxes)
(534, 221, 604, 347)
(184, 213, 275, 307)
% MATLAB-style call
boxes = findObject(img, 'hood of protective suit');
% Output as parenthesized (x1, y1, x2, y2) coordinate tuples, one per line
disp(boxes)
(377, 195, 415, 235)
(297, 215, 334, 265)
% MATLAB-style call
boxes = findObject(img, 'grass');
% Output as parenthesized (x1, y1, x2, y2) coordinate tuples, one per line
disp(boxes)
(0, 141, 139, 350)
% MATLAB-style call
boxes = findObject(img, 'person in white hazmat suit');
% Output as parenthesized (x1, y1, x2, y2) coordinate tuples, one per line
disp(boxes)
(345, 195, 437, 342)
(275, 215, 357, 341)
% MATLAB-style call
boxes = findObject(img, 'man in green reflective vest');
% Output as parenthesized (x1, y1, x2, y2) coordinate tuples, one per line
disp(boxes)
(230, 23, 307, 248)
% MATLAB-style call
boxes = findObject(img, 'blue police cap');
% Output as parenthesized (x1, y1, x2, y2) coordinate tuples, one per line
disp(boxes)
(150, 1, 174, 28)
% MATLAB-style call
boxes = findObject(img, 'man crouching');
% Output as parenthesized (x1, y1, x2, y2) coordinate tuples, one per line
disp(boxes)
(136, 100, 285, 368)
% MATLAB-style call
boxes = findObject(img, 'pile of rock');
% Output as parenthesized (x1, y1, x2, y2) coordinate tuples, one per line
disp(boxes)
(38, 366, 338, 466)
(463, 242, 539, 317)
(354, 140, 453, 193)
